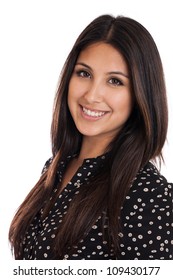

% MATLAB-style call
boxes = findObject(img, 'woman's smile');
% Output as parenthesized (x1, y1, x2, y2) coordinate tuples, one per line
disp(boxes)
(80, 105, 109, 120)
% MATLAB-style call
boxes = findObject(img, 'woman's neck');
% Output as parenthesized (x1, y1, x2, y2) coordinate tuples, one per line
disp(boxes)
(77, 136, 110, 161)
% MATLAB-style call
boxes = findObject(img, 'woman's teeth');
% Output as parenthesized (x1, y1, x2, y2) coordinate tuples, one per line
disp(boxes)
(82, 107, 106, 117)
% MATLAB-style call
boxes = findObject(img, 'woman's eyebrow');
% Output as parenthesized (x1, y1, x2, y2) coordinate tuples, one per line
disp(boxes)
(107, 71, 129, 79)
(75, 62, 92, 70)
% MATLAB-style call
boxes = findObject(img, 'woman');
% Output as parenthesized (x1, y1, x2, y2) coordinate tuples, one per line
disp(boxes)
(9, 14, 173, 260)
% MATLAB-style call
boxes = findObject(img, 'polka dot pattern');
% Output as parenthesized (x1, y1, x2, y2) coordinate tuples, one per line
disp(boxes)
(22, 155, 173, 260)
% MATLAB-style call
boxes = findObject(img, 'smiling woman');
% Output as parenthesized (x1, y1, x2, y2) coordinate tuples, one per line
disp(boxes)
(9, 14, 173, 260)
(68, 43, 133, 155)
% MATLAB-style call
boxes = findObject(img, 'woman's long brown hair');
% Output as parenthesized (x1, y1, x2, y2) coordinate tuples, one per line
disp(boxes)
(9, 15, 168, 259)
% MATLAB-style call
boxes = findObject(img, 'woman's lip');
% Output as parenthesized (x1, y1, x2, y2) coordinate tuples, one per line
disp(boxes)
(80, 105, 109, 113)
(79, 105, 109, 120)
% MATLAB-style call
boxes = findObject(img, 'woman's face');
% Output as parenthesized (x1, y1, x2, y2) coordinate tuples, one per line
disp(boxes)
(68, 42, 133, 144)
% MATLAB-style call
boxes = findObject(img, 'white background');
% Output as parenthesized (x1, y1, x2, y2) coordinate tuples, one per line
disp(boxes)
(0, 0, 172, 264)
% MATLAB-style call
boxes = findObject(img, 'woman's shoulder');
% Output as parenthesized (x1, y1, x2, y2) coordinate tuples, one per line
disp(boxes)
(122, 161, 172, 225)
(130, 161, 173, 195)
(41, 157, 53, 174)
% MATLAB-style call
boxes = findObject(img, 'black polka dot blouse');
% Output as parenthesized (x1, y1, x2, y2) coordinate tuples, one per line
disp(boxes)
(21, 154, 173, 260)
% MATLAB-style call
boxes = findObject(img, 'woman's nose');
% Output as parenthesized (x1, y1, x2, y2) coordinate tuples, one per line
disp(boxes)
(83, 81, 103, 103)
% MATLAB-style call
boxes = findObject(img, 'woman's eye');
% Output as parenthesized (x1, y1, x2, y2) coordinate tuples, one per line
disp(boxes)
(109, 78, 123, 86)
(76, 70, 91, 78)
